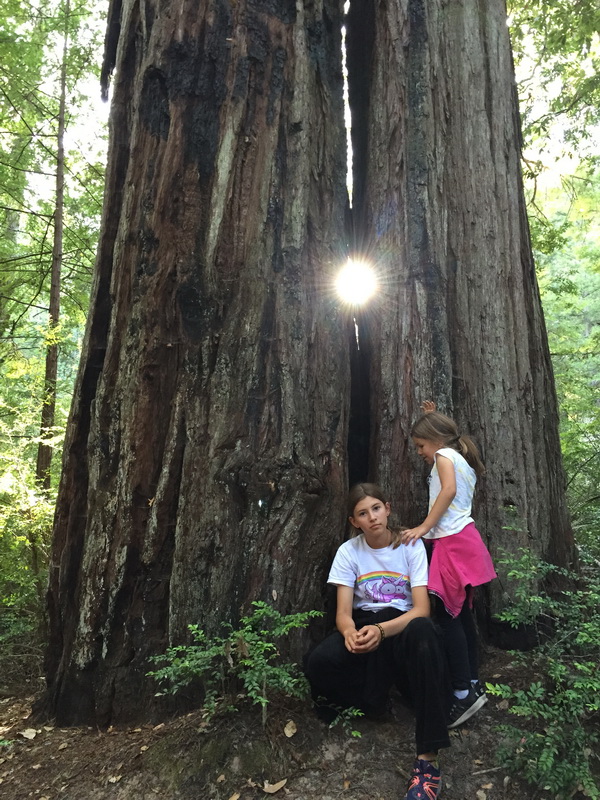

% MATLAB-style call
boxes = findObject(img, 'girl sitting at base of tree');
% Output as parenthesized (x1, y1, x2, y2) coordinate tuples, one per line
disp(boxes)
(305, 482, 449, 800)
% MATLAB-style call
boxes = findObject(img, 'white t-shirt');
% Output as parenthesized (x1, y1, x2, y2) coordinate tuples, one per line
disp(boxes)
(327, 534, 428, 612)
(424, 447, 475, 540)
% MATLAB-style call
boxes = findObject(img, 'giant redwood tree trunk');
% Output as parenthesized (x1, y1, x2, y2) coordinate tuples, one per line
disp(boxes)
(346, 0, 573, 625)
(44, 0, 574, 726)
(43, 0, 349, 725)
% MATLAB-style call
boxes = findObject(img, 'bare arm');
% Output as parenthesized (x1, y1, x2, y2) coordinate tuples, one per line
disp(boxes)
(402, 454, 456, 544)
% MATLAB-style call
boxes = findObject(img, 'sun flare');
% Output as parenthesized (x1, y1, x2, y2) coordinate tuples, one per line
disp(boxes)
(335, 259, 378, 305)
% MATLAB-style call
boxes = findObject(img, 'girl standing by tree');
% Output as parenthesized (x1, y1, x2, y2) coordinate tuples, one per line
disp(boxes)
(305, 483, 449, 800)
(403, 404, 496, 728)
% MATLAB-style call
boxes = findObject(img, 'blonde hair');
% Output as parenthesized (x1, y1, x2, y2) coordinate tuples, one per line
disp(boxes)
(411, 411, 486, 476)
(347, 482, 403, 548)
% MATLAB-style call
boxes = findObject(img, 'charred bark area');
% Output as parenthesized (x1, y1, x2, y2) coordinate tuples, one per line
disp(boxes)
(42, 0, 349, 725)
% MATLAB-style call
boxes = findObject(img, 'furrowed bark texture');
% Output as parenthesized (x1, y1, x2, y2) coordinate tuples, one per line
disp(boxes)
(347, 0, 573, 623)
(44, 0, 348, 725)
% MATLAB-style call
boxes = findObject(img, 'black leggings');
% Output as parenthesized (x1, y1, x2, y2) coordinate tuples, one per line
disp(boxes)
(305, 613, 450, 755)
(435, 597, 479, 692)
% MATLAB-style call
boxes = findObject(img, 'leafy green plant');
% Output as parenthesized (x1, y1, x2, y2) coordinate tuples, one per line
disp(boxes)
(325, 704, 364, 738)
(0, 399, 56, 686)
(148, 601, 323, 725)
(490, 549, 600, 799)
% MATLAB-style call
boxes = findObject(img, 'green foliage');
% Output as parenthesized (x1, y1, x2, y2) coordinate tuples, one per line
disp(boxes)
(325, 704, 364, 738)
(494, 547, 570, 633)
(508, 0, 600, 161)
(0, 459, 54, 686)
(148, 602, 323, 725)
(0, 0, 106, 487)
(0, 0, 105, 344)
(490, 549, 600, 798)
(534, 168, 600, 546)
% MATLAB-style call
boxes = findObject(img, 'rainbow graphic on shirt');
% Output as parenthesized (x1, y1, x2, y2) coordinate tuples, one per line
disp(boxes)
(357, 571, 411, 604)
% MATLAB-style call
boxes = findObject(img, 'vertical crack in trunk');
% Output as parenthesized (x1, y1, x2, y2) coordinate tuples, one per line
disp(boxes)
(345, 0, 375, 485)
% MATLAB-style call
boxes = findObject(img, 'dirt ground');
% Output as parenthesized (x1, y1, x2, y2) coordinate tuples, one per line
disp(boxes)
(0, 648, 579, 800)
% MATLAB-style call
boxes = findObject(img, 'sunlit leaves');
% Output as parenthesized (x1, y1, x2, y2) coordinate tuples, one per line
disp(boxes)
(508, 0, 600, 159)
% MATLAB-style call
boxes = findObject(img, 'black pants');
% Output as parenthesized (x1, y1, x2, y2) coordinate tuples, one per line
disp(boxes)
(304, 611, 450, 755)
(435, 598, 479, 692)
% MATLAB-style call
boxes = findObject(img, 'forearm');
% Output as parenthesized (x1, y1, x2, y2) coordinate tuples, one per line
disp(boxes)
(376, 597, 430, 638)
(420, 487, 455, 532)
(336, 609, 356, 637)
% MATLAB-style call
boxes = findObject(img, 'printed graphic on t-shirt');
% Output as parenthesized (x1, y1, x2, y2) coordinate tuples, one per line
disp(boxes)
(357, 571, 410, 603)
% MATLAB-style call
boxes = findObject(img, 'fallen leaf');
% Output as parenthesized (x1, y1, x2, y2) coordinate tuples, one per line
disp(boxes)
(228, 794, 241, 800)
(283, 721, 297, 738)
(482, 783, 493, 789)
(343, 779, 351, 790)
(217, 774, 225, 783)
(476, 792, 487, 800)
(153, 723, 164, 731)
(58, 742, 68, 751)
(108, 775, 122, 783)
(263, 778, 287, 794)
(19, 729, 37, 740)
(492, 673, 501, 678)
(140, 745, 148, 752)
(43, 727, 53, 732)
(272, 589, 278, 601)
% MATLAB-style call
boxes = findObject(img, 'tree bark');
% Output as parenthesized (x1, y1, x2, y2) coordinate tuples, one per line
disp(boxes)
(347, 0, 573, 628)
(43, 0, 349, 725)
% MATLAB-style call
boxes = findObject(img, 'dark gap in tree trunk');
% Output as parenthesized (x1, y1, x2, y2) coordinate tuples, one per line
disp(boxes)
(345, 0, 375, 486)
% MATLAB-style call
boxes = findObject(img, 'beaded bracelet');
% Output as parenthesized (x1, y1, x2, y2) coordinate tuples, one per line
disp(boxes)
(375, 622, 385, 642)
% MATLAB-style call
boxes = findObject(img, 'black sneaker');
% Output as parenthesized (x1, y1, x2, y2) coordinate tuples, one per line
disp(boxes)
(472, 680, 489, 704)
(447, 685, 487, 728)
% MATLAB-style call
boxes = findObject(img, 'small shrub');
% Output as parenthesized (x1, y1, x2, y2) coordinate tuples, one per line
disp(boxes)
(490, 549, 600, 799)
(148, 601, 323, 725)
(0, 476, 54, 687)
(326, 703, 364, 738)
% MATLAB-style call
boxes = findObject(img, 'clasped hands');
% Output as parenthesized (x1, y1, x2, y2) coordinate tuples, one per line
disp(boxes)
(344, 624, 382, 653)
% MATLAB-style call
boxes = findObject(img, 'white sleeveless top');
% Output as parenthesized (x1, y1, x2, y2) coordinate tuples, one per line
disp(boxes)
(424, 447, 475, 539)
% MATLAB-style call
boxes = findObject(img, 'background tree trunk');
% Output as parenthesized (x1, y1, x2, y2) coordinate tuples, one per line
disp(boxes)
(347, 0, 573, 630)
(44, 0, 349, 725)
(35, 0, 70, 492)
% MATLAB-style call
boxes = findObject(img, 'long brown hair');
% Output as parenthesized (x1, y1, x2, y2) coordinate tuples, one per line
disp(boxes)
(411, 411, 486, 476)
(347, 483, 403, 548)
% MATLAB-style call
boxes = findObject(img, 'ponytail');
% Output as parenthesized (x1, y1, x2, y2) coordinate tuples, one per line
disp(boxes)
(458, 435, 486, 476)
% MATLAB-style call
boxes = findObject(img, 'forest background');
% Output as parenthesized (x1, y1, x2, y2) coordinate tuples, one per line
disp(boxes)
(0, 0, 599, 797)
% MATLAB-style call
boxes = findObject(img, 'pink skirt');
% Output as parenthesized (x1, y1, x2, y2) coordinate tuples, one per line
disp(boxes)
(428, 522, 496, 617)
